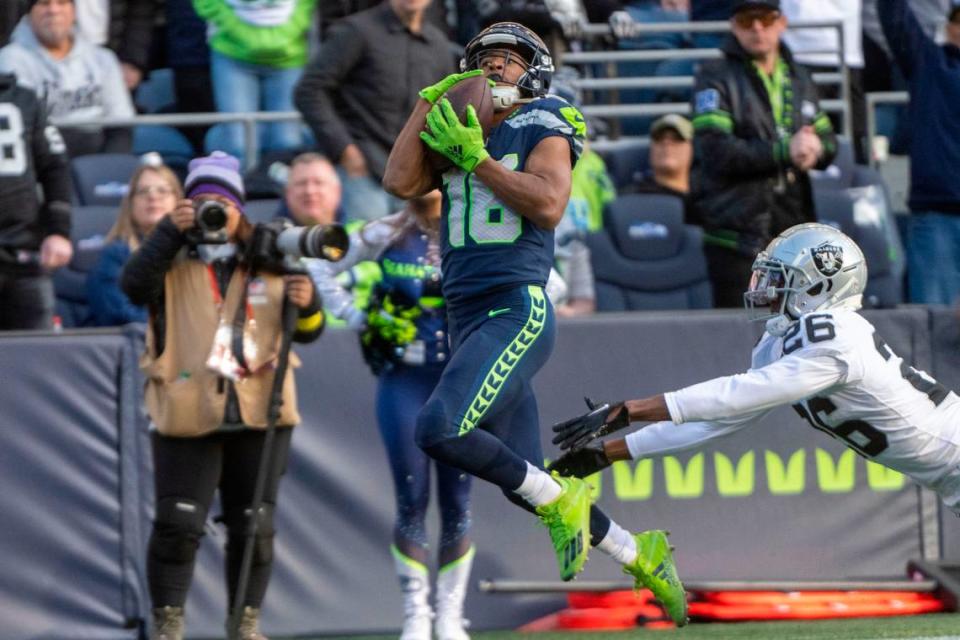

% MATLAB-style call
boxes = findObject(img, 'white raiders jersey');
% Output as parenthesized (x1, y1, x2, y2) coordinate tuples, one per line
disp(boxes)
(626, 310, 960, 511)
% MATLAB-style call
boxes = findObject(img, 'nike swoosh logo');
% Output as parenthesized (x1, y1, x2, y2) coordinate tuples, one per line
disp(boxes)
(488, 307, 511, 318)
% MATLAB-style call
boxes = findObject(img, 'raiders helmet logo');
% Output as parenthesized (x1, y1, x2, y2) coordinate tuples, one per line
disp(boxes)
(813, 242, 843, 276)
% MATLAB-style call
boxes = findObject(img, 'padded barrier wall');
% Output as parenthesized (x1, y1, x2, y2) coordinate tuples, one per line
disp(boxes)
(0, 308, 953, 638)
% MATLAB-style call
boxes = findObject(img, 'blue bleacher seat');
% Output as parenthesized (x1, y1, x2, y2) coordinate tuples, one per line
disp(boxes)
(132, 125, 195, 173)
(134, 68, 176, 114)
(71, 154, 140, 206)
(595, 140, 650, 191)
(70, 205, 118, 244)
(810, 136, 905, 307)
(587, 193, 712, 311)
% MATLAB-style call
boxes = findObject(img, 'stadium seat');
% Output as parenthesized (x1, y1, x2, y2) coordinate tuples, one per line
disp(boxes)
(132, 125, 195, 174)
(244, 199, 282, 224)
(595, 140, 650, 191)
(134, 68, 176, 113)
(71, 154, 140, 206)
(810, 136, 905, 307)
(586, 193, 712, 311)
(53, 241, 104, 328)
(70, 205, 118, 243)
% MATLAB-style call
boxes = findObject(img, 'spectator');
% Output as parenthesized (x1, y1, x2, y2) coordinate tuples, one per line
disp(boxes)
(121, 152, 324, 640)
(624, 114, 693, 220)
(691, 0, 837, 307)
(284, 152, 343, 226)
(782, 0, 867, 163)
(193, 0, 317, 164)
(879, 0, 960, 304)
(74, 0, 159, 90)
(0, 71, 72, 330)
(87, 162, 182, 327)
(166, 0, 215, 153)
(294, 0, 454, 222)
(0, 0, 135, 157)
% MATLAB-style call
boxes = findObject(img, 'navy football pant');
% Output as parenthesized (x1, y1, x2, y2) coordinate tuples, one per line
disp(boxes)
(416, 285, 612, 545)
(377, 363, 472, 566)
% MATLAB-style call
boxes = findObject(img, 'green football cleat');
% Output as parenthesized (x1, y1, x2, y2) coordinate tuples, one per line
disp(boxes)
(623, 530, 688, 626)
(535, 474, 591, 581)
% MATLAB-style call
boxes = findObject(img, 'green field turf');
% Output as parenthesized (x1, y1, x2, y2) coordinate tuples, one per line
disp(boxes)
(314, 614, 960, 640)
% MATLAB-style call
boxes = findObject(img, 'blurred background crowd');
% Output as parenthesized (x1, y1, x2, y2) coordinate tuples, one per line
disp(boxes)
(1, 0, 959, 331)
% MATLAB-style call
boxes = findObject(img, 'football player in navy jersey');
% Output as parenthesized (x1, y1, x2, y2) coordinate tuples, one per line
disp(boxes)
(383, 22, 687, 625)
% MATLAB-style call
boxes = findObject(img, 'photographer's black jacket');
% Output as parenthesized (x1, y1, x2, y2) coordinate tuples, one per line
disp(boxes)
(690, 36, 837, 256)
(0, 73, 72, 274)
(121, 217, 324, 356)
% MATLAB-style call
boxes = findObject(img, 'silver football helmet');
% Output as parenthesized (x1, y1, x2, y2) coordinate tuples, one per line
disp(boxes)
(744, 223, 868, 336)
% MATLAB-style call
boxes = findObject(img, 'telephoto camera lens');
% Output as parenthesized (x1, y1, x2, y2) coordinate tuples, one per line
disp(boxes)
(195, 200, 228, 232)
(276, 224, 349, 261)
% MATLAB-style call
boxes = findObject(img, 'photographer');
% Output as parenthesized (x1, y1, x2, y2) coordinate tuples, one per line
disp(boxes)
(120, 151, 324, 640)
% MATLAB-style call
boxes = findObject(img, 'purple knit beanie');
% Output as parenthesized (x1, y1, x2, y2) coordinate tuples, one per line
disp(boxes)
(184, 151, 246, 211)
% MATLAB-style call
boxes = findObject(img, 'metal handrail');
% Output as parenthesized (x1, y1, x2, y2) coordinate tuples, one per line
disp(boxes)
(572, 71, 841, 91)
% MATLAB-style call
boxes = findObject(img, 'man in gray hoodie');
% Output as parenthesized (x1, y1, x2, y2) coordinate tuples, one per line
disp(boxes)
(0, 0, 134, 157)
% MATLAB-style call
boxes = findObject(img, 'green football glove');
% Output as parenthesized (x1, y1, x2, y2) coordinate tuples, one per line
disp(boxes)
(420, 98, 490, 173)
(418, 69, 489, 104)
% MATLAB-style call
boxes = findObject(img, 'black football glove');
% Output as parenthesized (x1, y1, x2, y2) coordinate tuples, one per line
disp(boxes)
(551, 397, 630, 451)
(547, 441, 612, 478)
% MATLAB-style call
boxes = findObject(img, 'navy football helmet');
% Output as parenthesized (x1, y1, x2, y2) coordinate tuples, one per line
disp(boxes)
(461, 22, 554, 102)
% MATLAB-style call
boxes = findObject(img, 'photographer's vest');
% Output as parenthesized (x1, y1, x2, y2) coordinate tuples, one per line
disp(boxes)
(141, 254, 301, 437)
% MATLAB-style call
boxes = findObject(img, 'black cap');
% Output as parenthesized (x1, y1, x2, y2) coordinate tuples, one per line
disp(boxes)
(733, 0, 781, 13)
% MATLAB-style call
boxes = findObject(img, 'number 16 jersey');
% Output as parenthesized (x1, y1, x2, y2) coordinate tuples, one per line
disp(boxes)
(439, 95, 585, 305)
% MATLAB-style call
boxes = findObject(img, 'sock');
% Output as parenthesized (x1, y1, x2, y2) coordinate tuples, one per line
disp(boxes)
(595, 521, 637, 565)
(512, 462, 562, 507)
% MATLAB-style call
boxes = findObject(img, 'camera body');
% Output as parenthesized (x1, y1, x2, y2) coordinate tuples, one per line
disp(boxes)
(246, 219, 349, 274)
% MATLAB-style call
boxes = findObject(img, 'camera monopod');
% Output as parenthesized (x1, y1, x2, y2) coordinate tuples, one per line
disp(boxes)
(227, 296, 299, 640)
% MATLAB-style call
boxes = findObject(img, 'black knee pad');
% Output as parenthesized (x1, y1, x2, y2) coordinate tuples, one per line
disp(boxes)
(223, 503, 275, 565)
(151, 497, 207, 563)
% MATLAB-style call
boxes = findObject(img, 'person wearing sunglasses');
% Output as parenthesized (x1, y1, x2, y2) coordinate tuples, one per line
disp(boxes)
(690, 0, 838, 309)
(878, 0, 960, 306)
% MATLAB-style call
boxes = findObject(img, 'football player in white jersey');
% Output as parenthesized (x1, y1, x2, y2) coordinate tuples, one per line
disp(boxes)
(550, 222, 960, 513)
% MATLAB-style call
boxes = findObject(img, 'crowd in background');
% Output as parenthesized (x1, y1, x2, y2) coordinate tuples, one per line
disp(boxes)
(1, 0, 960, 333)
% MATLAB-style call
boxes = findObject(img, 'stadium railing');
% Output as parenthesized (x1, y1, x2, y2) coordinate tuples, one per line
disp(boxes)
(51, 20, 848, 168)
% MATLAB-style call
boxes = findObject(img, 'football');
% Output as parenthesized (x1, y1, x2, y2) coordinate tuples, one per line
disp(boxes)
(422, 74, 496, 172)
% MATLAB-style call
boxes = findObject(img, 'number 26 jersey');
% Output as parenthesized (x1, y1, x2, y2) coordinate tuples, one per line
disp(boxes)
(438, 95, 586, 305)
(661, 310, 960, 510)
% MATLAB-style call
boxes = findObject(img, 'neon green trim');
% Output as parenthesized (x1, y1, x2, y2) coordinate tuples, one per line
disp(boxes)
(439, 545, 476, 575)
(559, 106, 588, 138)
(458, 286, 547, 436)
(692, 113, 734, 133)
(389, 545, 428, 574)
(420, 296, 444, 309)
(813, 113, 833, 134)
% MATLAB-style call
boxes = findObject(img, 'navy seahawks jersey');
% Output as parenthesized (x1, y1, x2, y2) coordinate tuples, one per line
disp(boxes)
(377, 226, 448, 365)
(439, 95, 586, 304)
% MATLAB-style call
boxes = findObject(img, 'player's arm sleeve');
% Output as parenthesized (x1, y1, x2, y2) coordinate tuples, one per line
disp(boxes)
(692, 72, 784, 179)
(665, 352, 848, 424)
(292, 21, 364, 163)
(305, 218, 390, 327)
(30, 100, 72, 239)
(878, 0, 932, 78)
(530, 101, 587, 168)
(625, 411, 768, 459)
